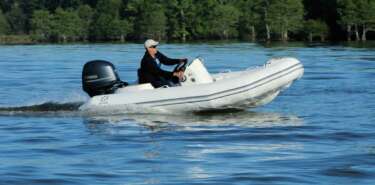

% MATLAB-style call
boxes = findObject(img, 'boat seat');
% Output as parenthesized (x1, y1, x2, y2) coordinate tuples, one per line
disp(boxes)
(115, 83, 154, 93)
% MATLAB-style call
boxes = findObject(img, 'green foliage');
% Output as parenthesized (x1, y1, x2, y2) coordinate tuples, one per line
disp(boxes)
(237, 0, 263, 40)
(77, 5, 93, 40)
(209, 4, 240, 39)
(6, 3, 27, 34)
(355, 0, 375, 25)
(0, 1, 10, 12)
(1, 0, 375, 43)
(164, 0, 194, 41)
(31, 10, 52, 41)
(36, 0, 82, 11)
(91, 0, 130, 41)
(0, 9, 10, 35)
(91, 14, 113, 40)
(95, 0, 121, 17)
(337, 0, 358, 26)
(51, 8, 83, 42)
(189, 0, 219, 39)
(128, 0, 167, 40)
(337, 0, 375, 41)
(77, 4, 93, 21)
(304, 19, 329, 41)
(356, 0, 375, 40)
(267, 0, 304, 41)
(92, 14, 131, 40)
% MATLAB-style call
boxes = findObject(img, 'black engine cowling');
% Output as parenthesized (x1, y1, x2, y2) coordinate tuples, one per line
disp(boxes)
(82, 60, 127, 97)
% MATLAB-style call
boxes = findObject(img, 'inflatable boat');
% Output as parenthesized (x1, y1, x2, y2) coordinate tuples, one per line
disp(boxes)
(79, 57, 303, 114)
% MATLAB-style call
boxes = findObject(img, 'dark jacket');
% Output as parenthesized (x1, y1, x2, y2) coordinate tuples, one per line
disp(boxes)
(138, 51, 181, 88)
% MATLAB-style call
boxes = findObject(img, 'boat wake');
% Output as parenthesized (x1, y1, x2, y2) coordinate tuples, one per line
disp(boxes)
(0, 101, 84, 117)
(84, 111, 304, 131)
(0, 101, 303, 129)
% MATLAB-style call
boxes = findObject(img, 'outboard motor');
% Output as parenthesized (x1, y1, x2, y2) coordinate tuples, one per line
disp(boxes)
(82, 60, 128, 97)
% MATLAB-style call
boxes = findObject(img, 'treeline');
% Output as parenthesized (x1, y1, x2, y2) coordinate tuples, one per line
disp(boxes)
(0, 0, 375, 43)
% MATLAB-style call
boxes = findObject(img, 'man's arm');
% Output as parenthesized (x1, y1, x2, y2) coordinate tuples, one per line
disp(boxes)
(156, 52, 182, 65)
(145, 58, 174, 79)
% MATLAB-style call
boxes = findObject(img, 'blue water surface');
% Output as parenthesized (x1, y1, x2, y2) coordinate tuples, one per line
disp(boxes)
(0, 43, 375, 185)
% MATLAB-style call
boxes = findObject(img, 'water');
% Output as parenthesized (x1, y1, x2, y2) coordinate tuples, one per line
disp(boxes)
(0, 43, 375, 184)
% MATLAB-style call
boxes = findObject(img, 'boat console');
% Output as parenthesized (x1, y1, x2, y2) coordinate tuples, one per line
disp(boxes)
(180, 58, 213, 86)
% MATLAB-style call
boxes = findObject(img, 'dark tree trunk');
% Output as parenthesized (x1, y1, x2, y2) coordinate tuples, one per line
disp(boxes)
(281, 30, 288, 42)
(355, 24, 360, 41)
(263, 1, 270, 41)
(309, 33, 313, 42)
(266, 24, 271, 41)
(347, 25, 352, 41)
(284, 31, 288, 41)
(181, 32, 186, 42)
(320, 35, 325, 42)
(180, 9, 186, 42)
(61, 35, 67, 43)
(361, 25, 367, 41)
(251, 26, 256, 41)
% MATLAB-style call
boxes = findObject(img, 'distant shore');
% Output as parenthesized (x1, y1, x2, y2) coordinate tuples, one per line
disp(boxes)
(0, 35, 34, 45)
(1, 35, 375, 49)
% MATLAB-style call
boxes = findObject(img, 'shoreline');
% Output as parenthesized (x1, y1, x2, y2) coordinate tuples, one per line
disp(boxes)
(1, 35, 375, 48)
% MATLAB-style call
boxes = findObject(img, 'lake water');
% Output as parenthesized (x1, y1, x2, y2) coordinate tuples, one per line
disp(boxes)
(0, 43, 375, 184)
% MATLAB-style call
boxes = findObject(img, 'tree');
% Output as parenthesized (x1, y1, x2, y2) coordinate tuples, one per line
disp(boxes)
(129, 0, 167, 40)
(267, 0, 304, 41)
(6, 2, 27, 34)
(77, 4, 93, 41)
(109, 19, 131, 41)
(209, 4, 240, 39)
(140, 4, 166, 40)
(0, 9, 10, 35)
(260, 0, 272, 41)
(356, 0, 375, 41)
(51, 8, 83, 42)
(18, 0, 48, 18)
(31, 10, 52, 41)
(304, 19, 329, 42)
(81, 0, 99, 8)
(0, 0, 12, 13)
(2, 0, 375, 42)
(91, 0, 131, 41)
(238, 0, 263, 41)
(61, 0, 82, 9)
(95, 0, 121, 17)
(338, 0, 375, 41)
(164, 0, 194, 42)
(337, 0, 359, 41)
(40, 0, 82, 11)
(190, 0, 219, 39)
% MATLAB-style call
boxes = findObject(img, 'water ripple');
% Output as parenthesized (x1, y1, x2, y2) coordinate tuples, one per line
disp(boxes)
(1, 44, 375, 184)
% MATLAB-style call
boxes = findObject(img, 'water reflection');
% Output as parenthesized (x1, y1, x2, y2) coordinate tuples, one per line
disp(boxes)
(82, 110, 305, 184)
(83, 111, 303, 132)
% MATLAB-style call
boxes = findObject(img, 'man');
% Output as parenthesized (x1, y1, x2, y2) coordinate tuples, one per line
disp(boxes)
(138, 39, 187, 88)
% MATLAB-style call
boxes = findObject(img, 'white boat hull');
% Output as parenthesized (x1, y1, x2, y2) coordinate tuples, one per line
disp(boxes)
(79, 57, 304, 114)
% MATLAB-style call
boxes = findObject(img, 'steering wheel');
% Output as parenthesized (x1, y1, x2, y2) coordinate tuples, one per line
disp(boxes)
(172, 60, 188, 83)
(173, 60, 188, 73)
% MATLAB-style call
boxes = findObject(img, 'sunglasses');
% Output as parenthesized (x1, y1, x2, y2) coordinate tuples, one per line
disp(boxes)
(150, 46, 157, 48)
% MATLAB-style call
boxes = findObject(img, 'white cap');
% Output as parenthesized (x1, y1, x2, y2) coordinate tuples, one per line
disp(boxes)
(144, 39, 159, 48)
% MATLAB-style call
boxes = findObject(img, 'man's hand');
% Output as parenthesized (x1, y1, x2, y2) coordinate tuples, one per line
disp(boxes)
(180, 58, 188, 63)
(173, 70, 185, 81)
